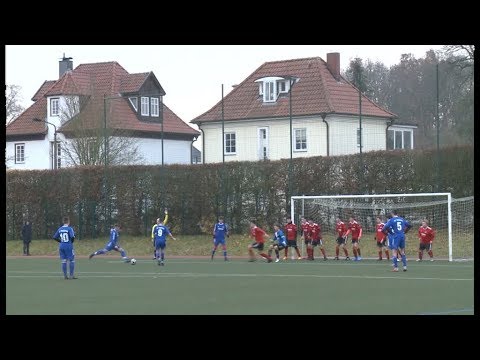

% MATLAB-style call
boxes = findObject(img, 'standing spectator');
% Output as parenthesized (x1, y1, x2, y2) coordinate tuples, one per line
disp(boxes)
(308, 218, 327, 261)
(211, 216, 229, 261)
(345, 216, 363, 261)
(248, 221, 270, 262)
(52, 216, 77, 280)
(334, 218, 350, 260)
(89, 224, 130, 263)
(417, 220, 435, 261)
(382, 210, 412, 272)
(151, 209, 169, 260)
(268, 224, 287, 262)
(283, 216, 302, 260)
(375, 216, 390, 260)
(21, 220, 32, 256)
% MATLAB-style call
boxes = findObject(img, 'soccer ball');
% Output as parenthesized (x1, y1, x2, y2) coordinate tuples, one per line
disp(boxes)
(130, 258, 136, 265)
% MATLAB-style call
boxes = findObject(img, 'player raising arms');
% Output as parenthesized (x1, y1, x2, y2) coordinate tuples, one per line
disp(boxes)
(382, 209, 412, 272)
(211, 216, 229, 261)
(345, 216, 362, 261)
(334, 217, 350, 260)
(283, 216, 302, 260)
(248, 221, 270, 262)
(308, 218, 327, 261)
(153, 218, 176, 266)
(375, 216, 390, 260)
(151, 209, 169, 260)
(417, 219, 435, 261)
(268, 224, 288, 262)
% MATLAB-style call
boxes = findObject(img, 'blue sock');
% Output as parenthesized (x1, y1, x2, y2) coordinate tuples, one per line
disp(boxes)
(211, 250, 216, 257)
(393, 257, 398, 267)
(120, 249, 126, 258)
(223, 250, 227, 258)
(161, 251, 165, 260)
(95, 249, 106, 255)
(401, 254, 407, 266)
(69, 260, 75, 277)
(62, 262, 67, 277)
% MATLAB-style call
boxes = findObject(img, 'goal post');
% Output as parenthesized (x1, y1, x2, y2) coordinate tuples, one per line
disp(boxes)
(291, 193, 473, 262)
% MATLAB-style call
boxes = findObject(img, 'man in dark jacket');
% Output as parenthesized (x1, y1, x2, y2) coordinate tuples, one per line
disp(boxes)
(21, 221, 32, 256)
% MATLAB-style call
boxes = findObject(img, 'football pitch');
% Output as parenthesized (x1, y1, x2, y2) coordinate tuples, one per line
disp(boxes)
(6, 257, 474, 315)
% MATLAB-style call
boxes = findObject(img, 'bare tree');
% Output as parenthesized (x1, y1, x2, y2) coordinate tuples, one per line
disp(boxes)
(59, 94, 144, 166)
(6, 84, 25, 125)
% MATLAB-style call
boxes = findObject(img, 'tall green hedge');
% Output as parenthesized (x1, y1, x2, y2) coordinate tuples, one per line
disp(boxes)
(6, 145, 473, 240)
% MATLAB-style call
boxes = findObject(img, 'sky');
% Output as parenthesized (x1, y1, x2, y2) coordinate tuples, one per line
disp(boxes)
(6, 45, 444, 127)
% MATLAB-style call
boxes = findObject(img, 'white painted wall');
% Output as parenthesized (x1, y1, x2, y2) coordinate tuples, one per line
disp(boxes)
(6, 138, 54, 170)
(201, 115, 389, 163)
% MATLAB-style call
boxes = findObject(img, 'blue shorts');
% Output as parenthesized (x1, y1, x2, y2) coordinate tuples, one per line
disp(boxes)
(389, 236, 405, 250)
(59, 244, 75, 261)
(154, 239, 166, 250)
(105, 242, 120, 252)
(214, 238, 226, 246)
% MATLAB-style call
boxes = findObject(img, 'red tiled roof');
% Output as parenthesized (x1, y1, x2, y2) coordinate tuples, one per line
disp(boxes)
(6, 61, 199, 138)
(191, 57, 396, 123)
(31, 80, 56, 101)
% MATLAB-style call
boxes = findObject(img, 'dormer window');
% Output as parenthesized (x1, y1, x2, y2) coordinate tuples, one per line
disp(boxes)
(255, 76, 293, 103)
(129, 97, 138, 111)
(141, 97, 149, 116)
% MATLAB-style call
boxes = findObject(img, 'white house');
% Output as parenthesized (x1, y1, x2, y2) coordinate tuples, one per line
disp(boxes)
(191, 53, 416, 163)
(6, 57, 200, 170)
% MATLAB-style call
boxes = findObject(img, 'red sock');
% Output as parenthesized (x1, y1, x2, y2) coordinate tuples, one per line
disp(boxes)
(428, 250, 433, 258)
(344, 248, 349, 256)
(419, 251, 423, 260)
(357, 248, 361, 256)
(321, 248, 326, 257)
(284, 248, 288, 257)
(385, 250, 390, 260)
(353, 248, 357, 257)
(378, 250, 382, 259)
(336, 247, 339, 256)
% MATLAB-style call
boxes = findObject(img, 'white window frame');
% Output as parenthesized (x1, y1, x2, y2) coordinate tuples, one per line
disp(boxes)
(15, 143, 25, 163)
(294, 128, 307, 152)
(387, 128, 414, 150)
(50, 98, 59, 116)
(255, 77, 285, 103)
(151, 97, 159, 117)
(278, 80, 287, 93)
(224, 132, 236, 155)
(357, 128, 364, 148)
(141, 97, 149, 116)
(257, 127, 269, 160)
(129, 97, 138, 111)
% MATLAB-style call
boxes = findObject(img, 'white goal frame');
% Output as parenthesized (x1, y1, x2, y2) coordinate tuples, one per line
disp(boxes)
(291, 193, 454, 261)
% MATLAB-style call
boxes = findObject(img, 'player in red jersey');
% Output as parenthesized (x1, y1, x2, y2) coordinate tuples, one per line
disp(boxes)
(334, 218, 350, 260)
(283, 216, 302, 260)
(301, 217, 313, 260)
(417, 220, 435, 261)
(248, 221, 271, 262)
(345, 216, 362, 261)
(375, 216, 390, 260)
(308, 218, 327, 261)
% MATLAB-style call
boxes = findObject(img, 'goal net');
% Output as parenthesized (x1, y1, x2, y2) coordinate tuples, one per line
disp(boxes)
(291, 193, 473, 262)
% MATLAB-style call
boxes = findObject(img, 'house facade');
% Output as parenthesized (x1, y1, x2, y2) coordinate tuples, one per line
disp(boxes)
(191, 53, 416, 164)
(6, 57, 200, 170)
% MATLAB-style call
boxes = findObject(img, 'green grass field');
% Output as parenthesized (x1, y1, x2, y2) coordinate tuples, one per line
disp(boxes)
(6, 256, 473, 315)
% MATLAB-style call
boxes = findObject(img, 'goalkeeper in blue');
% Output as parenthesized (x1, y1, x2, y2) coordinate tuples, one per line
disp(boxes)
(53, 216, 77, 279)
(153, 220, 176, 266)
(382, 210, 412, 272)
(268, 224, 287, 263)
(211, 216, 229, 261)
(89, 224, 130, 263)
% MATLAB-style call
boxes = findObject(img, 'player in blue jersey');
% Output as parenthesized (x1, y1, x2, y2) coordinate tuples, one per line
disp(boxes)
(89, 224, 130, 263)
(211, 216, 229, 261)
(53, 216, 77, 279)
(151, 209, 169, 260)
(153, 219, 176, 266)
(268, 224, 287, 262)
(382, 210, 412, 272)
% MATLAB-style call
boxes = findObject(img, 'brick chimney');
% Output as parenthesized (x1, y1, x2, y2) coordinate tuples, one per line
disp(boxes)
(59, 53, 73, 78)
(326, 52, 340, 79)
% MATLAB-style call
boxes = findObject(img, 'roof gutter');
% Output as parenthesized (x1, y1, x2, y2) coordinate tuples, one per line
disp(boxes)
(198, 124, 205, 164)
